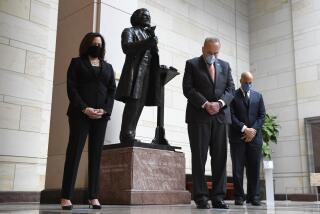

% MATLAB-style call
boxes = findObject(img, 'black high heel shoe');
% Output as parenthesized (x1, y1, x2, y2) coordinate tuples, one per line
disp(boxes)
(88, 199, 102, 209)
(61, 205, 73, 210)
(61, 199, 73, 210)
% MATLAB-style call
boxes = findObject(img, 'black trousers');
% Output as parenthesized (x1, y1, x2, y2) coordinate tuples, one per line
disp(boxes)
(230, 141, 262, 201)
(61, 116, 108, 199)
(188, 118, 227, 204)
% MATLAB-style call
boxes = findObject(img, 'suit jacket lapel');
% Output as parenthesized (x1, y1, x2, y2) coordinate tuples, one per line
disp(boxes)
(248, 90, 255, 114)
(99, 60, 106, 78)
(237, 89, 243, 100)
(249, 90, 253, 104)
(133, 26, 148, 41)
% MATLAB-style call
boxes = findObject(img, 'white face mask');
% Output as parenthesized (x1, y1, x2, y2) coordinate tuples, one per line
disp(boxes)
(205, 54, 217, 65)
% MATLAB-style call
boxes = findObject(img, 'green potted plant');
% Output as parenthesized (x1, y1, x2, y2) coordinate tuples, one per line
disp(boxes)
(262, 113, 280, 160)
(261, 113, 280, 206)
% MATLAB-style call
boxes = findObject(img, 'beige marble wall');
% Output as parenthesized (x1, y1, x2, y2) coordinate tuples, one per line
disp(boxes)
(0, 0, 58, 191)
(249, 0, 320, 194)
(249, 0, 300, 194)
(292, 0, 320, 194)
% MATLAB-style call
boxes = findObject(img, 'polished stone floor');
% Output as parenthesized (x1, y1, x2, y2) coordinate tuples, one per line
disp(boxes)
(0, 201, 319, 214)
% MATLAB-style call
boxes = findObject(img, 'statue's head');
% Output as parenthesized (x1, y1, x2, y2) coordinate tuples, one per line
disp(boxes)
(130, 8, 151, 27)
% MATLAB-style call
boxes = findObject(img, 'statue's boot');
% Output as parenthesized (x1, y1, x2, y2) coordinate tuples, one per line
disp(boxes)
(120, 131, 142, 144)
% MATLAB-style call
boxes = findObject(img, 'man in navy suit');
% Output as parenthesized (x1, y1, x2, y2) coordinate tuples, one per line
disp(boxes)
(229, 71, 266, 206)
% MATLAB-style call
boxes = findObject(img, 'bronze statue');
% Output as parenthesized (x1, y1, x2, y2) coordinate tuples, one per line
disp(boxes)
(115, 8, 161, 144)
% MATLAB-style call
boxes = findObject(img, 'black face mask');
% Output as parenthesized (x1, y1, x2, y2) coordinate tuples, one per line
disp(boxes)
(87, 45, 102, 58)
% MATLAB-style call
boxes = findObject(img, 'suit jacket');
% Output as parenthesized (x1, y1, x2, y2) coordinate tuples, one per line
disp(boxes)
(182, 56, 235, 124)
(229, 89, 266, 144)
(66, 57, 116, 120)
(115, 26, 161, 106)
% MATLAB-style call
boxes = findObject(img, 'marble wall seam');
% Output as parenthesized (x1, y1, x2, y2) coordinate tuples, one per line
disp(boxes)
(273, 170, 310, 176)
(8, 39, 55, 58)
(249, 0, 320, 194)
(0, 155, 47, 164)
(288, 0, 305, 184)
(7, 39, 55, 55)
(100, 2, 131, 16)
(3, 95, 52, 110)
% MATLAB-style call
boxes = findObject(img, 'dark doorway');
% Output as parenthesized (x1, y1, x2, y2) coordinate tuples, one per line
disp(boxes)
(305, 117, 320, 193)
(311, 124, 320, 173)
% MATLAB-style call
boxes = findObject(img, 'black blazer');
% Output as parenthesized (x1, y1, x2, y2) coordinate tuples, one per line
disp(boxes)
(182, 56, 235, 124)
(66, 57, 116, 120)
(229, 89, 266, 144)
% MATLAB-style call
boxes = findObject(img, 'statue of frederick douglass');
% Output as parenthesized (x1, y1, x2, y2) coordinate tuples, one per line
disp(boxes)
(115, 8, 161, 144)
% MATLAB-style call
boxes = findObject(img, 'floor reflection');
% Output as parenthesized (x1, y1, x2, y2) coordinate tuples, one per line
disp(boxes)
(0, 201, 319, 214)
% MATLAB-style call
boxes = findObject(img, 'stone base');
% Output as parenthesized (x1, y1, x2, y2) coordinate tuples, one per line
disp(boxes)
(0, 191, 40, 203)
(99, 145, 191, 205)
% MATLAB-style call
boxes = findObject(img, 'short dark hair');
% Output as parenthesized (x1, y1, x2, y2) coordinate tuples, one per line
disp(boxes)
(204, 37, 221, 47)
(79, 32, 106, 59)
(130, 8, 148, 27)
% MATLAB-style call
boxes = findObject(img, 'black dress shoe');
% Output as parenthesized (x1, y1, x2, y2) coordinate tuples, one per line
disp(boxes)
(61, 205, 73, 210)
(235, 198, 244, 205)
(251, 199, 261, 206)
(212, 200, 229, 209)
(196, 201, 210, 209)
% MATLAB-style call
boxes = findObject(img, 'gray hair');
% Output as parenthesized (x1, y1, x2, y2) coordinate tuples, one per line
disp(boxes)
(204, 37, 221, 46)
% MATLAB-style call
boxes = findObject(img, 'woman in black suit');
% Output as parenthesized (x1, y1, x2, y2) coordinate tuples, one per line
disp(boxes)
(60, 32, 116, 210)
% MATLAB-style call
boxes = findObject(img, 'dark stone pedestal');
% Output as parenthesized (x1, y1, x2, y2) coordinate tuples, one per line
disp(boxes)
(99, 144, 191, 205)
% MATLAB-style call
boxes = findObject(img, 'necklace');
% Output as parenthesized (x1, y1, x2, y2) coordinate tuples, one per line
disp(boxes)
(90, 57, 100, 66)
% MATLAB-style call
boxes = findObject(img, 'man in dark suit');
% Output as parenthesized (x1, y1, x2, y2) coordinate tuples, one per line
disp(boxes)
(183, 38, 235, 209)
(229, 71, 266, 206)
